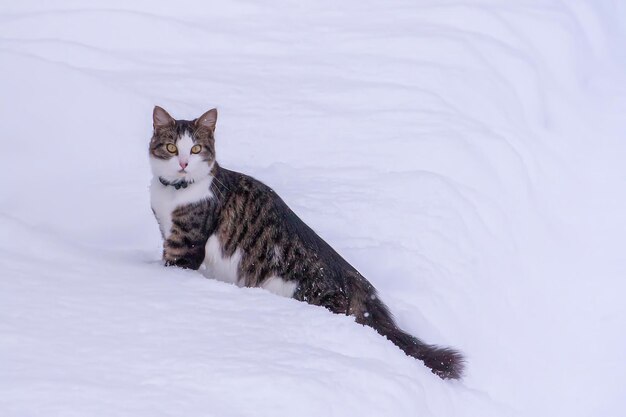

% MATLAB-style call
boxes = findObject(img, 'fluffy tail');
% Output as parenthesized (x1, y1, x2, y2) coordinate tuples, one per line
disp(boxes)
(358, 294, 465, 379)
(381, 325, 465, 379)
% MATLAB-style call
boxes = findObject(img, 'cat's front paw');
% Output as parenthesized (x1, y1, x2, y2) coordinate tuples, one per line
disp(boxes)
(162, 248, 181, 267)
(163, 258, 178, 267)
(162, 247, 202, 270)
(163, 251, 186, 268)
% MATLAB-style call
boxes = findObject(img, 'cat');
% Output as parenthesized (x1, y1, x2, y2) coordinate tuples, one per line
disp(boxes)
(149, 106, 464, 379)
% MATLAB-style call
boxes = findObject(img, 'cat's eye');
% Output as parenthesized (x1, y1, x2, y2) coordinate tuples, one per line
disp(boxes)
(166, 143, 178, 154)
(191, 144, 202, 154)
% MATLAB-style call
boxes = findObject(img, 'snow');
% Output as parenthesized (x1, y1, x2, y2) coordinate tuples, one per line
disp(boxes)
(1, 1, 625, 416)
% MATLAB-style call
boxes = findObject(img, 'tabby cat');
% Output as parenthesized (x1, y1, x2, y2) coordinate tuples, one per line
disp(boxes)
(149, 106, 464, 379)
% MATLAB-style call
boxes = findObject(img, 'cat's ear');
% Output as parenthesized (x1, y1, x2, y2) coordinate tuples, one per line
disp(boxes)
(195, 108, 218, 131)
(153, 106, 175, 130)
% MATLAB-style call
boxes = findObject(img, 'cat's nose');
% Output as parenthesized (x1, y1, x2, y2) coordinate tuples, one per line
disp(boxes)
(179, 161, 188, 169)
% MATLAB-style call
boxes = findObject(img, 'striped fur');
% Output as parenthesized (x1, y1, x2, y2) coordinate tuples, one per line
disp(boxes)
(148, 106, 465, 379)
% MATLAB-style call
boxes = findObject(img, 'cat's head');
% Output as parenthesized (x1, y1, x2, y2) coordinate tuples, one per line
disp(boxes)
(149, 106, 217, 184)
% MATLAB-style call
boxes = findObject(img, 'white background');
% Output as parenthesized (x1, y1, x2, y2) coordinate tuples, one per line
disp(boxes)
(1, 1, 624, 416)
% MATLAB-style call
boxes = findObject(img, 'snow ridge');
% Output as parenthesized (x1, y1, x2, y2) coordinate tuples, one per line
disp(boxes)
(1, 1, 625, 416)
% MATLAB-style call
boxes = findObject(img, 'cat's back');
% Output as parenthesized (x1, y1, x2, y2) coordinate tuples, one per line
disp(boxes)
(214, 167, 357, 286)
(215, 167, 321, 244)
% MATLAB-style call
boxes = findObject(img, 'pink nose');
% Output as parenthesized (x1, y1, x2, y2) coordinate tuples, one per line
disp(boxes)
(179, 161, 188, 169)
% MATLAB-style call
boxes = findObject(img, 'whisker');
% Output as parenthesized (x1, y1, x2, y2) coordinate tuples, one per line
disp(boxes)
(211, 177, 226, 204)
(212, 175, 231, 192)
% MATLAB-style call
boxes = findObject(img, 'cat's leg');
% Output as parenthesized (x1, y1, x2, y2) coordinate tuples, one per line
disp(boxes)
(163, 209, 209, 270)
(163, 236, 206, 269)
(292, 279, 352, 315)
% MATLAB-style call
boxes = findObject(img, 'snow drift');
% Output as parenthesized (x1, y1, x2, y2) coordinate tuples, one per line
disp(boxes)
(1, 1, 625, 416)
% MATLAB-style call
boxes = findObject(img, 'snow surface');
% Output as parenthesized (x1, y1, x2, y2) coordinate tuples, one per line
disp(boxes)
(1, 1, 625, 416)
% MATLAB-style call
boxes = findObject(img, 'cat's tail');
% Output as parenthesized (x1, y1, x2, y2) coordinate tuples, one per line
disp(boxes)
(381, 324, 465, 380)
(357, 293, 465, 380)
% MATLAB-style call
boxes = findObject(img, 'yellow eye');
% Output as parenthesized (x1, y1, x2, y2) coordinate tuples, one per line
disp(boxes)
(191, 144, 202, 154)
(166, 143, 178, 154)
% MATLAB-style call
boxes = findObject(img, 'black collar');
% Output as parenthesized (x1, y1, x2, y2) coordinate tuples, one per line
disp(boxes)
(159, 176, 194, 190)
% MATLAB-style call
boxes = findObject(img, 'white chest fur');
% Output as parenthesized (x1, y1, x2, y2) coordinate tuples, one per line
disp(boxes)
(150, 176, 214, 239)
